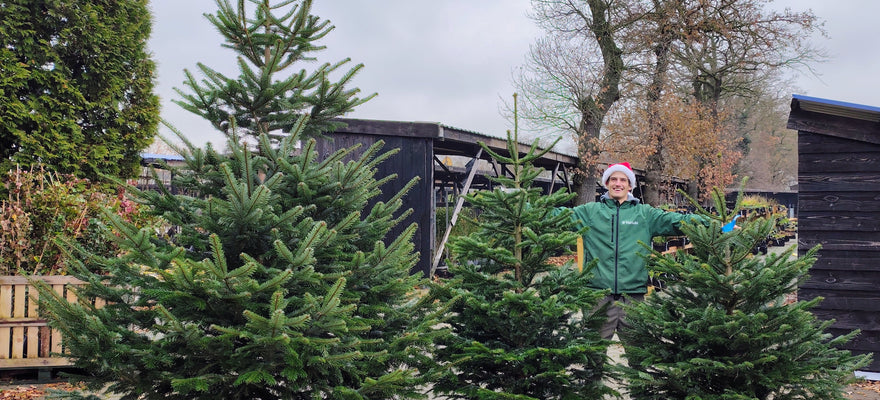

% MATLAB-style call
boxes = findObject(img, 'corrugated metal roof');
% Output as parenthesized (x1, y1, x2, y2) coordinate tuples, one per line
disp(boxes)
(141, 153, 185, 161)
(439, 122, 486, 137)
(792, 94, 880, 122)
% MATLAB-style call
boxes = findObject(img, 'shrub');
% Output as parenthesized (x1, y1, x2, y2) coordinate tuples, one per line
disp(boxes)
(0, 166, 148, 275)
(435, 206, 480, 246)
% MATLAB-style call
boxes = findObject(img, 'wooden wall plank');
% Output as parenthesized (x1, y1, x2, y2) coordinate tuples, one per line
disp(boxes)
(811, 253, 880, 271)
(51, 284, 63, 354)
(799, 232, 880, 242)
(799, 192, 880, 212)
(39, 326, 51, 358)
(0, 284, 9, 359)
(797, 173, 880, 192)
(798, 235, 880, 252)
(799, 288, 880, 311)
(12, 285, 25, 319)
(0, 276, 84, 285)
(0, 331, 8, 359)
(825, 328, 880, 351)
(798, 132, 868, 154)
(370, 135, 432, 276)
(812, 309, 880, 330)
(0, 285, 10, 319)
(334, 119, 442, 139)
(801, 269, 880, 292)
(0, 357, 73, 369)
(799, 151, 880, 173)
(26, 287, 38, 358)
(11, 285, 25, 359)
(65, 285, 77, 304)
(798, 211, 880, 232)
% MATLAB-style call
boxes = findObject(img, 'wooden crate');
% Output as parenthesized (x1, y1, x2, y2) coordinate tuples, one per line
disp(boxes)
(0, 276, 98, 369)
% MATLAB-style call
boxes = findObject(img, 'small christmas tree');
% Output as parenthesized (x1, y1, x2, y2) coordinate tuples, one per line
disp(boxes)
(622, 185, 872, 400)
(430, 95, 613, 399)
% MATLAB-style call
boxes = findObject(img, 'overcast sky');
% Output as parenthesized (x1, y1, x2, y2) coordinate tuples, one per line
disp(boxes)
(147, 0, 880, 149)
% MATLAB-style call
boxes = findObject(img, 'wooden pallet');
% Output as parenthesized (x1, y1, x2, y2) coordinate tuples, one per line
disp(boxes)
(0, 276, 95, 370)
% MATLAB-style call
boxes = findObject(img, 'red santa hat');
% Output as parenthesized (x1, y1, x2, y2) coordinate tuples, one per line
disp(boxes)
(601, 162, 637, 189)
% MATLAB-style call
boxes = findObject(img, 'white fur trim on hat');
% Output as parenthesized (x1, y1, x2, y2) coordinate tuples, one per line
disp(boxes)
(602, 162, 636, 189)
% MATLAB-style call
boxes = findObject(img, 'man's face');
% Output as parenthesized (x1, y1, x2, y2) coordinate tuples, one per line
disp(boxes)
(605, 171, 631, 202)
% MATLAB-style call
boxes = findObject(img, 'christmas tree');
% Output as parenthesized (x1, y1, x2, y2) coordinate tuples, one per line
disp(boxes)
(34, 1, 443, 399)
(430, 95, 614, 399)
(621, 186, 872, 400)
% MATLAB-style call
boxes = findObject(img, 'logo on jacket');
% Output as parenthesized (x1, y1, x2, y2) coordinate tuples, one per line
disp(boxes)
(621, 220, 639, 225)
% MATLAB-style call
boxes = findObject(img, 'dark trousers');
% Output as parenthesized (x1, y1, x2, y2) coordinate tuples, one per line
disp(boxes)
(595, 293, 645, 340)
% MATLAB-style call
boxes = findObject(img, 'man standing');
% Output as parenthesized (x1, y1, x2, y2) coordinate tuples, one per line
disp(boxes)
(567, 162, 705, 339)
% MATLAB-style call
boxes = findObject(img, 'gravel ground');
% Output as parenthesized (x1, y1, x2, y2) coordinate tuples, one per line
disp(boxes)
(1, 378, 877, 400)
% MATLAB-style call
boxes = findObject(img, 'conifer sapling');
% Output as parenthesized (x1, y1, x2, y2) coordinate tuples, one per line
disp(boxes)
(430, 94, 614, 400)
(622, 184, 872, 400)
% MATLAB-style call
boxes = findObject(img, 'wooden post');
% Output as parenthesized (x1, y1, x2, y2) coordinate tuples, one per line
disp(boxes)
(431, 148, 483, 276)
(576, 236, 584, 272)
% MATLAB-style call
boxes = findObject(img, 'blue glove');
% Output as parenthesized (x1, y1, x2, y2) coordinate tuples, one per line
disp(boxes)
(722, 215, 741, 233)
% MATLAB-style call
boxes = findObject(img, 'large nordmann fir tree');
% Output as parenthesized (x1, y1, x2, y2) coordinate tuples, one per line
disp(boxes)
(430, 96, 614, 399)
(35, 1, 445, 399)
(621, 187, 871, 400)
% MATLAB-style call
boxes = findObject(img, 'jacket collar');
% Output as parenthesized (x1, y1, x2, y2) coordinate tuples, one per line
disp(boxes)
(599, 192, 641, 206)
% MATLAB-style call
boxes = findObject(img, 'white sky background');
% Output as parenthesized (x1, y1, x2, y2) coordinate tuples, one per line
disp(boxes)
(148, 0, 880, 150)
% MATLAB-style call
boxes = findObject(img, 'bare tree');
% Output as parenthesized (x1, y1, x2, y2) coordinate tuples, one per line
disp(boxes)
(640, 0, 678, 205)
(728, 80, 797, 191)
(670, 0, 824, 198)
(626, 0, 822, 201)
(677, 0, 825, 106)
(514, 0, 628, 203)
(516, 0, 823, 204)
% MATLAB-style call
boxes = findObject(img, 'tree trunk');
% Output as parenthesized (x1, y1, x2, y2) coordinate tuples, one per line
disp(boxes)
(522, 0, 623, 205)
(687, 179, 700, 202)
(571, 0, 623, 205)
(642, 163, 663, 206)
(642, 0, 675, 207)
(575, 160, 600, 205)
(574, 117, 603, 204)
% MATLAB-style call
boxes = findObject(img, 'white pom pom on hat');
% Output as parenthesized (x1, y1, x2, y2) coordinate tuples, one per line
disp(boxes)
(601, 162, 636, 189)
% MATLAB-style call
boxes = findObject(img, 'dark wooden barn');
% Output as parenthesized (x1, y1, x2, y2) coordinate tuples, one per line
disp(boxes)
(787, 94, 880, 372)
(317, 118, 579, 278)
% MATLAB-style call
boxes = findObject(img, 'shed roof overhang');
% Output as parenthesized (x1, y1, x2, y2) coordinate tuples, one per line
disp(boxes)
(787, 94, 880, 145)
(333, 118, 579, 170)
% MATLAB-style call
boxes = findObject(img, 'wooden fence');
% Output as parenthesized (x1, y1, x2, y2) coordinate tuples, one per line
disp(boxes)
(0, 276, 96, 369)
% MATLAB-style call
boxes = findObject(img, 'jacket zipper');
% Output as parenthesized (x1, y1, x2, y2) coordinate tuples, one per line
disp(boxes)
(613, 203, 621, 294)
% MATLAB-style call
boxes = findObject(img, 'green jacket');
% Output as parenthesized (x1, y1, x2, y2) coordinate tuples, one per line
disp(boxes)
(566, 194, 705, 294)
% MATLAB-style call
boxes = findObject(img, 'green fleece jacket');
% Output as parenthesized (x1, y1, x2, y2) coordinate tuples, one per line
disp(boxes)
(566, 194, 706, 294)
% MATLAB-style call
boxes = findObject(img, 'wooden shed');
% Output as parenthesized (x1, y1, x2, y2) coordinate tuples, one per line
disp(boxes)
(787, 94, 880, 372)
(317, 118, 579, 278)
